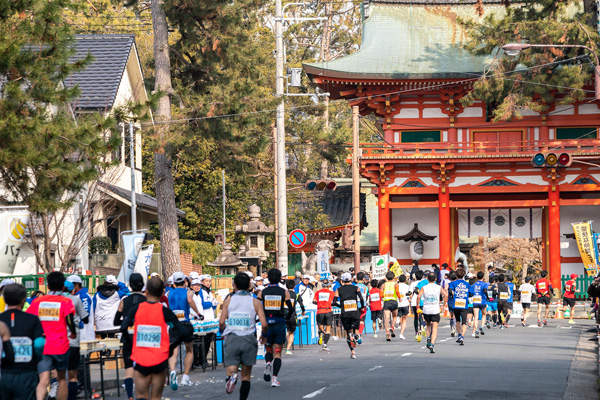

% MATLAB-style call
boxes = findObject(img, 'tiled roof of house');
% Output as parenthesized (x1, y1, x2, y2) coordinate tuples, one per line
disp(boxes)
(101, 182, 186, 217)
(66, 35, 135, 111)
(305, 184, 367, 230)
(370, 0, 504, 4)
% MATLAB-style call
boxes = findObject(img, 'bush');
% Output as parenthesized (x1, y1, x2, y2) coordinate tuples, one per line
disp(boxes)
(89, 236, 113, 254)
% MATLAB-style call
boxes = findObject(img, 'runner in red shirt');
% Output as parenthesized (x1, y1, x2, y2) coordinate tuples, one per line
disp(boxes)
(535, 270, 555, 326)
(313, 280, 335, 351)
(368, 280, 383, 337)
(27, 272, 76, 400)
(563, 274, 579, 324)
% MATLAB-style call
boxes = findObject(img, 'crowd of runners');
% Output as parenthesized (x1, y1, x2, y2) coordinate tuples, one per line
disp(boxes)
(0, 264, 586, 400)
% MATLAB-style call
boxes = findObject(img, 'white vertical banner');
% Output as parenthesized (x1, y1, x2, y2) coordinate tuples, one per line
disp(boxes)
(133, 244, 154, 285)
(371, 254, 388, 280)
(317, 250, 330, 280)
(0, 209, 30, 275)
(117, 233, 145, 284)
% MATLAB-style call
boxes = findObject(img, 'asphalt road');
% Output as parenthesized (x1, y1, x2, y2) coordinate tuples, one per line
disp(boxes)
(103, 318, 598, 400)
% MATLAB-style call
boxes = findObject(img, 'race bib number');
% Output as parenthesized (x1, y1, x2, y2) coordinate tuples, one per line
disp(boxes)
(521, 290, 530, 296)
(425, 295, 437, 305)
(38, 301, 60, 321)
(173, 310, 186, 321)
(538, 283, 546, 291)
(343, 300, 358, 312)
(499, 292, 509, 300)
(318, 292, 330, 302)
(264, 295, 282, 310)
(455, 299, 466, 308)
(473, 296, 482, 304)
(228, 311, 251, 330)
(487, 290, 494, 298)
(136, 325, 161, 348)
(370, 293, 380, 302)
(11, 336, 32, 363)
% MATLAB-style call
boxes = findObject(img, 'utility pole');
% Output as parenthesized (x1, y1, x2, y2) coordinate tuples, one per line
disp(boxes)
(275, 0, 288, 275)
(273, 126, 279, 267)
(222, 170, 226, 245)
(129, 122, 137, 232)
(352, 106, 361, 273)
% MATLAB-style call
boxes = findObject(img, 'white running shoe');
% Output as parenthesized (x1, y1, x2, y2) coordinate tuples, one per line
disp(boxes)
(350, 353, 356, 359)
(373, 333, 378, 338)
(271, 377, 281, 387)
(263, 362, 272, 382)
(472, 332, 476, 337)
(399, 334, 405, 340)
(226, 373, 237, 394)
(180, 375, 194, 387)
(169, 370, 178, 391)
(49, 382, 59, 399)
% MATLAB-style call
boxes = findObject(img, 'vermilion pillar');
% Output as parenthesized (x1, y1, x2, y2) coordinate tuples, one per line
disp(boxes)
(438, 186, 451, 266)
(539, 125, 549, 141)
(548, 184, 561, 290)
(379, 188, 391, 255)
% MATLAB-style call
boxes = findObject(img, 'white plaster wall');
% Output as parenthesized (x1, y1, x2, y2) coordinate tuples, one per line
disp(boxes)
(554, 105, 575, 115)
(449, 176, 488, 187)
(506, 175, 548, 186)
(578, 104, 599, 115)
(457, 128, 463, 142)
(423, 108, 446, 118)
(534, 127, 539, 141)
(391, 208, 439, 259)
(395, 109, 419, 119)
(461, 107, 483, 118)
(560, 205, 599, 258)
(561, 263, 583, 277)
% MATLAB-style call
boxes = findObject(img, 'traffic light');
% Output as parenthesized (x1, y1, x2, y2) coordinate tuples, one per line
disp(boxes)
(531, 152, 572, 168)
(305, 179, 337, 191)
(341, 227, 353, 250)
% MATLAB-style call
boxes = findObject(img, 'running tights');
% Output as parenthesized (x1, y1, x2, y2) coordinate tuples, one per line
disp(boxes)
(240, 381, 251, 400)
(324, 333, 330, 345)
(346, 332, 354, 350)
(265, 352, 273, 363)
(273, 358, 282, 376)
(412, 307, 423, 332)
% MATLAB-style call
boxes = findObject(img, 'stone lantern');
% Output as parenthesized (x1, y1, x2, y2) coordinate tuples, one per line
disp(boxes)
(235, 204, 274, 261)
(207, 244, 247, 276)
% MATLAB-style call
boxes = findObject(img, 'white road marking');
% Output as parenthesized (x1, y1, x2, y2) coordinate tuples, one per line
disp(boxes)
(420, 346, 426, 349)
(303, 387, 328, 398)
(367, 366, 383, 372)
(561, 326, 573, 329)
(401, 352, 412, 357)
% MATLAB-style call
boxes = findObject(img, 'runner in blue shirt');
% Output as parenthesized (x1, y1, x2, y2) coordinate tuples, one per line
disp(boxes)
(445, 271, 458, 337)
(506, 276, 516, 327)
(469, 271, 488, 338)
(447, 269, 470, 345)
(355, 272, 369, 339)
(485, 276, 499, 328)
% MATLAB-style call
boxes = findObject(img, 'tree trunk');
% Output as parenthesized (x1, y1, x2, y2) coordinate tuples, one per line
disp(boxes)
(151, 0, 182, 278)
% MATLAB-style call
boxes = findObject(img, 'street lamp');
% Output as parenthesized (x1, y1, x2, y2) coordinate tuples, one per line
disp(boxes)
(501, 43, 600, 100)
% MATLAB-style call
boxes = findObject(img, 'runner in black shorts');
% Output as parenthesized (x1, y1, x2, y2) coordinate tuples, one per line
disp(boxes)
(335, 273, 365, 359)
(284, 280, 304, 355)
(313, 280, 335, 351)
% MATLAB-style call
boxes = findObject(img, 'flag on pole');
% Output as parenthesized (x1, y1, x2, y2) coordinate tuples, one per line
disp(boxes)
(117, 232, 145, 284)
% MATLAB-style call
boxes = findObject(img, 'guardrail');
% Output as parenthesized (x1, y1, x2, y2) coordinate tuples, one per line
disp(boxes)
(0, 274, 106, 295)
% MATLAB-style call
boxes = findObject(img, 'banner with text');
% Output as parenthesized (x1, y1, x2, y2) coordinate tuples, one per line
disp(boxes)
(371, 254, 388, 280)
(133, 244, 154, 285)
(572, 222, 599, 276)
(0, 209, 30, 274)
(317, 250, 331, 280)
(117, 233, 146, 284)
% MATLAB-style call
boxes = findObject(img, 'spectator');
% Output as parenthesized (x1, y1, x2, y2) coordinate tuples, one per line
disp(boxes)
(295, 275, 314, 307)
(410, 260, 420, 281)
(432, 263, 441, 284)
(67, 276, 94, 342)
(93, 275, 129, 338)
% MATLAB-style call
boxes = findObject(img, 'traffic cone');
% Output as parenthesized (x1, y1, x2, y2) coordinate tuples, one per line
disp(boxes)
(564, 307, 571, 319)
(443, 304, 450, 318)
(554, 303, 563, 319)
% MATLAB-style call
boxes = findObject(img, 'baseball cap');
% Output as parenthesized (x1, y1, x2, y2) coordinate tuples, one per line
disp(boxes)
(64, 281, 74, 292)
(0, 279, 15, 288)
(322, 279, 330, 286)
(172, 271, 186, 284)
(189, 271, 199, 280)
(105, 275, 118, 285)
(263, 279, 270, 285)
(309, 276, 316, 283)
(191, 279, 201, 285)
(341, 272, 352, 282)
(244, 271, 254, 278)
(200, 274, 211, 281)
(67, 275, 83, 284)
(255, 276, 263, 281)
(150, 272, 160, 278)
(166, 275, 173, 285)
(570, 273, 578, 279)
(129, 273, 144, 291)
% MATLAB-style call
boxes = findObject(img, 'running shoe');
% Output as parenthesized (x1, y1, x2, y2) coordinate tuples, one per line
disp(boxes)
(486, 321, 491, 330)
(378, 319, 383, 329)
(386, 331, 391, 342)
(351, 353, 357, 359)
(472, 332, 476, 337)
(271, 377, 281, 387)
(263, 362, 272, 382)
(586, 311, 592, 319)
(450, 326, 456, 337)
(456, 336, 461, 343)
(322, 344, 329, 351)
(318, 332, 323, 345)
(459, 337, 464, 346)
(226, 373, 237, 394)
(543, 320, 547, 326)
(522, 321, 526, 327)
(180, 376, 193, 387)
(285, 350, 292, 355)
(356, 334, 362, 345)
(416, 332, 422, 342)
(421, 326, 427, 336)
(480, 328, 485, 335)
(537, 320, 542, 327)
(399, 334, 405, 340)
(568, 320, 576, 324)
(350, 335, 357, 348)
(427, 343, 435, 353)
(49, 382, 58, 399)
(170, 370, 178, 391)
(475, 330, 480, 338)
(390, 327, 396, 338)
(373, 333, 378, 338)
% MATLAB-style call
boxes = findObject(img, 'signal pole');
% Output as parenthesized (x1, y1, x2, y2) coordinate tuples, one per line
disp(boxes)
(352, 106, 361, 273)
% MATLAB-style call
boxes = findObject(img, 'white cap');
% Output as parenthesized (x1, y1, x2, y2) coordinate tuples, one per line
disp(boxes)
(172, 271, 186, 284)
(467, 272, 475, 278)
(105, 275, 118, 285)
(167, 275, 173, 285)
(263, 279, 270, 285)
(191, 279, 201, 285)
(341, 272, 352, 282)
(189, 271, 199, 279)
(309, 276, 317, 283)
(0, 278, 15, 288)
(302, 274, 311, 279)
(67, 275, 83, 284)
(150, 272, 160, 278)
(254, 276, 263, 281)
(244, 271, 254, 278)
(200, 274, 211, 281)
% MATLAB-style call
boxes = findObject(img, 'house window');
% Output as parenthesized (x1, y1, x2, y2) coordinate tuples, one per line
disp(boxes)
(401, 130, 440, 143)
(250, 236, 258, 248)
(556, 127, 597, 140)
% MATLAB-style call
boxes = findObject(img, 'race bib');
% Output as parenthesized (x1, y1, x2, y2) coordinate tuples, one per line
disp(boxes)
(318, 292, 330, 302)
(228, 311, 251, 330)
(473, 296, 482, 304)
(425, 295, 437, 305)
(343, 300, 358, 312)
(487, 290, 494, 298)
(370, 293, 380, 302)
(455, 299, 466, 308)
(399, 294, 406, 302)
(538, 283, 547, 290)
(264, 295, 282, 310)
(499, 292, 509, 300)
(38, 301, 61, 321)
(136, 325, 161, 348)
(173, 309, 186, 321)
(11, 336, 32, 363)
(522, 290, 530, 296)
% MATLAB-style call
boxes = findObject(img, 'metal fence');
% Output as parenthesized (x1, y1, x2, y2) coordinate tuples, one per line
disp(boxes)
(560, 274, 593, 300)
(0, 274, 106, 295)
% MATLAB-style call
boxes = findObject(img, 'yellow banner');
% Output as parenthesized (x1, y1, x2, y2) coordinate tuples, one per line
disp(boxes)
(572, 222, 599, 276)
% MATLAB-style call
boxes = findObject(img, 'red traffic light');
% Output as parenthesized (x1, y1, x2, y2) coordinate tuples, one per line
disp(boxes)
(531, 152, 572, 168)
(326, 180, 337, 190)
(557, 153, 572, 167)
(305, 179, 337, 191)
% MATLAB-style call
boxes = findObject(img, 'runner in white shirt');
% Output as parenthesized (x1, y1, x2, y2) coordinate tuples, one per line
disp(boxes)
(518, 277, 536, 326)
(417, 273, 448, 354)
(396, 275, 411, 340)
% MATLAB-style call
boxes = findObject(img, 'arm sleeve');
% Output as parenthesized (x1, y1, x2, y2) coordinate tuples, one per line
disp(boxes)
(113, 310, 123, 327)
(33, 337, 45, 361)
(358, 289, 365, 309)
(120, 304, 140, 333)
(2, 340, 14, 366)
(296, 294, 305, 312)
(66, 314, 76, 335)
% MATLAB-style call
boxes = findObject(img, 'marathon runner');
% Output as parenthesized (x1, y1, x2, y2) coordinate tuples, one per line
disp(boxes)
(563, 274, 579, 324)
(258, 268, 293, 387)
(448, 269, 470, 345)
(367, 280, 383, 338)
(417, 272, 448, 353)
(27, 271, 76, 400)
(0, 284, 39, 400)
(114, 273, 146, 400)
(121, 277, 183, 400)
(219, 272, 268, 400)
(381, 271, 400, 341)
(506, 275, 516, 327)
(469, 271, 488, 338)
(446, 271, 457, 337)
(396, 275, 410, 340)
(518, 277, 536, 326)
(334, 272, 364, 359)
(535, 270, 555, 326)
(167, 272, 202, 389)
(284, 280, 304, 355)
(313, 279, 335, 351)
(355, 272, 369, 338)
(486, 276, 499, 328)
(497, 274, 510, 328)
(409, 270, 426, 341)
(62, 279, 89, 400)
